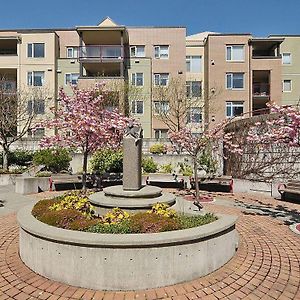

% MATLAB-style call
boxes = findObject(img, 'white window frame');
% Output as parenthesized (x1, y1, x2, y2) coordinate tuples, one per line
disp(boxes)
(282, 53, 292, 65)
(226, 73, 244, 90)
(130, 45, 145, 57)
(283, 80, 292, 92)
(66, 47, 78, 58)
(154, 73, 169, 86)
(131, 100, 144, 115)
(153, 100, 170, 115)
(154, 45, 169, 59)
(186, 56, 202, 72)
(186, 81, 202, 97)
(187, 107, 202, 124)
(27, 71, 45, 87)
(226, 45, 245, 62)
(154, 129, 169, 139)
(131, 73, 144, 86)
(65, 73, 79, 85)
(226, 101, 244, 118)
(27, 43, 45, 58)
(27, 99, 45, 115)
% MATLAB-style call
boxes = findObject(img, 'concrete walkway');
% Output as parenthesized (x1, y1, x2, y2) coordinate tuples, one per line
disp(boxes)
(0, 188, 300, 299)
(0, 185, 37, 217)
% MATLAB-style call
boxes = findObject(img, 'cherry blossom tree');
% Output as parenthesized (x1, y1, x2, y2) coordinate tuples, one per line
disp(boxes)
(169, 120, 242, 204)
(37, 84, 132, 189)
(247, 103, 300, 146)
(221, 102, 300, 181)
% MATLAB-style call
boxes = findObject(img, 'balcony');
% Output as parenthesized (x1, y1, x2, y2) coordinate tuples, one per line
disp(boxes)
(79, 45, 124, 62)
(253, 83, 270, 99)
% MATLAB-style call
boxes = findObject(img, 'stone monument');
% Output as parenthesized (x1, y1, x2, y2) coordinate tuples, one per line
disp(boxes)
(89, 124, 176, 210)
(123, 122, 143, 191)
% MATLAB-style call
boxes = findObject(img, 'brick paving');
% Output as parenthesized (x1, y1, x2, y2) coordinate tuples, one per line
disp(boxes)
(0, 192, 300, 299)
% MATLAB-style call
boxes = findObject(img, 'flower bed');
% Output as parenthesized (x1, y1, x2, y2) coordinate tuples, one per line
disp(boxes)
(32, 192, 217, 234)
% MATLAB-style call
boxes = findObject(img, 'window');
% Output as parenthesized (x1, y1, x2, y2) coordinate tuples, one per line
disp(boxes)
(226, 45, 244, 61)
(226, 101, 244, 118)
(153, 101, 170, 114)
(65, 73, 79, 85)
(27, 99, 45, 114)
(131, 100, 144, 114)
(154, 129, 168, 139)
(282, 53, 291, 65)
(131, 73, 144, 86)
(283, 80, 292, 92)
(0, 81, 16, 91)
(154, 45, 169, 59)
(226, 73, 244, 89)
(27, 71, 44, 86)
(187, 107, 202, 123)
(28, 43, 45, 58)
(186, 81, 202, 97)
(154, 73, 169, 86)
(186, 56, 202, 72)
(130, 46, 145, 57)
(28, 128, 45, 138)
(67, 47, 78, 58)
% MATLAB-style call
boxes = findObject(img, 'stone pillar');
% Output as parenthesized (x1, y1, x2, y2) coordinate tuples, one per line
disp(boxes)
(123, 137, 142, 190)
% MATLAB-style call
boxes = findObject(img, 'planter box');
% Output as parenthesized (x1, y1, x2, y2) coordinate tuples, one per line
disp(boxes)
(15, 177, 50, 195)
(18, 204, 238, 290)
(0, 174, 19, 186)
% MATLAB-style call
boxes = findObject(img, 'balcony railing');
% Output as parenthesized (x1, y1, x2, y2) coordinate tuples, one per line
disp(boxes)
(253, 83, 270, 98)
(79, 45, 123, 62)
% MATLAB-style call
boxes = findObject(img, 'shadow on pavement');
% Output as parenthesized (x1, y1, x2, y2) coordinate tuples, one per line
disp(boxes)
(235, 200, 300, 225)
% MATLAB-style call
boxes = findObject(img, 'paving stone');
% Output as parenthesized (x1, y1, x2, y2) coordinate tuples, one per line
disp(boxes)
(0, 191, 300, 299)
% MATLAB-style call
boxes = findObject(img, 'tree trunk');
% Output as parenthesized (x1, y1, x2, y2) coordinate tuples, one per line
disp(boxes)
(193, 156, 200, 202)
(82, 150, 88, 191)
(2, 146, 9, 171)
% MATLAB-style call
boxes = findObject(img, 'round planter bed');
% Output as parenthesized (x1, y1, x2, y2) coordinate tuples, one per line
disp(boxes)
(18, 204, 239, 291)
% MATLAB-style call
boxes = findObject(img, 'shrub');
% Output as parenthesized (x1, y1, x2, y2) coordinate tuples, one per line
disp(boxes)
(90, 149, 123, 174)
(130, 212, 180, 233)
(33, 148, 72, 173)
(149, 144, 166, 154)
(178, 162, 193, 176)
(87, 219, 132, 234)
(9, 150, 34, 166)
(160, 163, 173, 174)
(198, 151, 218, 175)
(148, 202, 177, 218)
(142, 157, 158, 173)
(102, 207, 130, 225)
(36, 171, 52, 177)
(49, 190, 95, 219)
(32, 195, 98, 230)
(178, 213, 218, 229)
(0, 150, 33, 168)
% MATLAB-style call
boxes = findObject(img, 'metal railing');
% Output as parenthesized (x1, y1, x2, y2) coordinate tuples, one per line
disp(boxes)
(79, 45, 123, 61)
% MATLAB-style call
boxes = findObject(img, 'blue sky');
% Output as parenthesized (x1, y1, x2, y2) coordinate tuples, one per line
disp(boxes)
(1, 0, 300, 36)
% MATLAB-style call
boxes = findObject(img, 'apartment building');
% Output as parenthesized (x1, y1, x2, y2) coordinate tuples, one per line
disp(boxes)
(204, 34, 283, 125)
(0, 18, 187, 140)
(0, 29, 59, 137)
(269, 35, 300, 106)
(0, 18, 290, 143)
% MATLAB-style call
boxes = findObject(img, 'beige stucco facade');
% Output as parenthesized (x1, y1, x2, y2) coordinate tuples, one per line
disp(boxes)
(204, 34, 282, 126)
(270, 35, 300, 106)
(0, 19, 288, 142)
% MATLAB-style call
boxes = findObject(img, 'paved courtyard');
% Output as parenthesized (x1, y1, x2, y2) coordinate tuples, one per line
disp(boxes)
(0, 187, 300, 299)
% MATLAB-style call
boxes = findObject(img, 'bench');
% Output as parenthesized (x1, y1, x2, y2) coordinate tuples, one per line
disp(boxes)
(278, 180, 300, 201)
(190, 176, 233, 193)
(146, 174, 185, 189)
